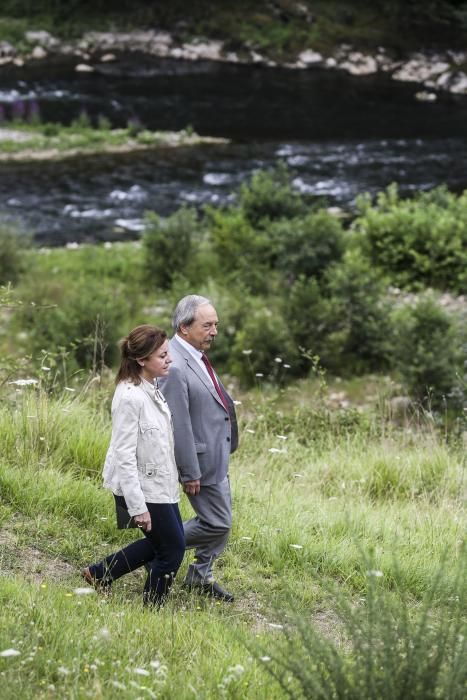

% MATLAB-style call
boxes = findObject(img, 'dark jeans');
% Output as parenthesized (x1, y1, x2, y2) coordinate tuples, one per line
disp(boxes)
(89, 496, 185, 605)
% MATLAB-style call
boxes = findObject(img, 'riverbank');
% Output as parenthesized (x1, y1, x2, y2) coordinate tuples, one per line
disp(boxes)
(0, 123, 227, 161)
(1, 2, 467, 98)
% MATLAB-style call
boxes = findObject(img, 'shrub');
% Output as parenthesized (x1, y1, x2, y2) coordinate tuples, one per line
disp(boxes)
(230, 298, 299, 385)
(97, 114, 111, 130)
(250, 550, 467, 700)
(238, 162, 305, 228)
(71, 110, 92, 129)
(391, 295, 462, 404)
(143, 207, 199, 289)
(12, 274, 134, 376)
(269, 209, 345, 281)
(0, 224, 30, 285)
(42, 122, 60, 137)
(287, 276, 333, 373)
(319, 251, 393, 374)
(207, 207, 276, 293)
(354, 185, 467, 292)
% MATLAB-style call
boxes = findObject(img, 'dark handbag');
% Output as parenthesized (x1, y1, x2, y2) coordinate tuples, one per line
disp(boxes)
(115, 502, 137, 529)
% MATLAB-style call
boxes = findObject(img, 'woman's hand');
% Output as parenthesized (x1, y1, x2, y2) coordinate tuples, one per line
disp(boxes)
(133, 510, 152, 532)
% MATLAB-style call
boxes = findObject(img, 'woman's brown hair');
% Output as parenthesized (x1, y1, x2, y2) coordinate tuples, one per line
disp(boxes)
(115, 325, 167, 385)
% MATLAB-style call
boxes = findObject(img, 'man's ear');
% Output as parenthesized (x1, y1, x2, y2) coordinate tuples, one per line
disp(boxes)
(179, 324, 189, 336)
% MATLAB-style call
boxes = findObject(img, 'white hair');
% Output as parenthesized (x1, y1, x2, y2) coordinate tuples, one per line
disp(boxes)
(172, 295, 212, 331)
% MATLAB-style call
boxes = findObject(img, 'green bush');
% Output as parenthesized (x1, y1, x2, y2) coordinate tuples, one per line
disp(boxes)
(238, 162, 305, 228)
(251, 549, 467, 700)
(354, 185, 467, 292)
(287, 276, 333, 373)
(269, 209, 345, 281)
(42, 123, 60, 137)
(319, 251, 393, 374)
(12, 274, 135, 376)
(391, 295, 462, 404)
(207, 207, 276, 293)
(143, 207, 199, 289)
(230, 298, 299, 385)
(71, 110, 92, 129)
(0, 224, 30, 285)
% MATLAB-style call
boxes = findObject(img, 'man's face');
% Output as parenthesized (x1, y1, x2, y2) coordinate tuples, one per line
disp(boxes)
(180, 303, 218, 353)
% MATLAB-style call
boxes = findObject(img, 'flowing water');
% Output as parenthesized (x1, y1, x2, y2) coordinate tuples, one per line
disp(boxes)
(0, 56, 466, 245)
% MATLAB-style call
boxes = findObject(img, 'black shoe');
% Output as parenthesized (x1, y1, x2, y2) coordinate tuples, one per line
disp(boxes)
(82, 566, 112, 595)
(184, 579, 234, 602)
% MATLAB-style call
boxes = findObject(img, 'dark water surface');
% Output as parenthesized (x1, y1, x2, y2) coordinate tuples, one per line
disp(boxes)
(1, 55, 466, 244)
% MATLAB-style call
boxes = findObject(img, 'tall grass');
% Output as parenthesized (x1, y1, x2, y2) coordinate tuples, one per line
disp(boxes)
(249, 550, 467, 699)
(0, 386, 465, 698)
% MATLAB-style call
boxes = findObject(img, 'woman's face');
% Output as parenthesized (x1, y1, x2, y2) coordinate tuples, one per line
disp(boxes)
(139, 340, 172, 381)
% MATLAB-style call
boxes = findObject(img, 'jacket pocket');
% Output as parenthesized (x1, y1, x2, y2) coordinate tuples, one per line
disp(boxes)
(144, 461, 168, 477)
(140, 422, 160, 434)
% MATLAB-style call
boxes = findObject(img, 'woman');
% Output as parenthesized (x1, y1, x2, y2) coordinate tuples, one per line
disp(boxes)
(82, 324, 185, 606)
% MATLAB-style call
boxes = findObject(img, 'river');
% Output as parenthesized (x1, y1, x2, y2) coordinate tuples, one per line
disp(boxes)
(0, 55, 466, 245)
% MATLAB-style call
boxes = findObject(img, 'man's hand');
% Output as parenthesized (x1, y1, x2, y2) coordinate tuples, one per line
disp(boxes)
(183, 479, 201, 496)
(133, 510, 152, 532)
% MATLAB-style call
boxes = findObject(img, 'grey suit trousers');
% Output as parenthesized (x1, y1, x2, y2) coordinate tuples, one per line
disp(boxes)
(184, 476, 232, 582)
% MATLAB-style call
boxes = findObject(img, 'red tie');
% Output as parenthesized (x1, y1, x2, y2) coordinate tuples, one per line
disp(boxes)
(201, 354, 229, 413)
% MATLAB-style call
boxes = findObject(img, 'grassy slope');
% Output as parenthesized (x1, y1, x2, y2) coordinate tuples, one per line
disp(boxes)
(0, 383, 465, 698)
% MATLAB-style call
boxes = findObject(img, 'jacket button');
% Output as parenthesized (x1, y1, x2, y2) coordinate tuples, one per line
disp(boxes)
(226, 437, 230, 442)
(225, 416, 229, 421)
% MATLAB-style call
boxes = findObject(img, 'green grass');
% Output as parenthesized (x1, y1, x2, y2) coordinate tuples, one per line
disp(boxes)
(0, 384, 465, 697)
(0, 122, 218, 159)
(24, 241, 144, 289)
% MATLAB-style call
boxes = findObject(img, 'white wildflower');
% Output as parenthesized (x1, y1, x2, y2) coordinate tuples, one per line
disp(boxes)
(367, 570, 383, 578)
(240, 536, 253, 541)
(41, 366, 51, 372)
(133, 668, 150, 676)
(64, 387, 75, 392)
(111, 681, 126, 690)
(267, 623, 284, 630)
(276, 434, 287, 440)
(274, 357, 282, 363)
(8, 379, 38, 387)
(0, 649, 20, 657)
(289, 544, 303, 550)
(255, 372, 264, 377)
(66, 242, 79, 250)
(293, 473, 304, 478)
(233, 400, 242, 405)
(57, 666, 69, 675)
(246, 429, 255, 434)
(268, 447, 286, 454)
(283, 364, 291, 369)
(260, 656, 271, 662)
(242, 349, 253, 355)
(73, 587, 96, 595)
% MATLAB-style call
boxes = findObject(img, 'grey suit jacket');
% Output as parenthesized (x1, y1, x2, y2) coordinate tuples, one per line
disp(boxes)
(158, 336, 238, 485)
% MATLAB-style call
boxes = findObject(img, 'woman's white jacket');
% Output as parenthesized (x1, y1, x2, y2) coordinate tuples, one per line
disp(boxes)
(102, 379, 180, 516)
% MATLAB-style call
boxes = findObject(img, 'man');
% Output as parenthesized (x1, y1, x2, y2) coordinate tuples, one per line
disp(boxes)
(158, 294, 238, 602)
